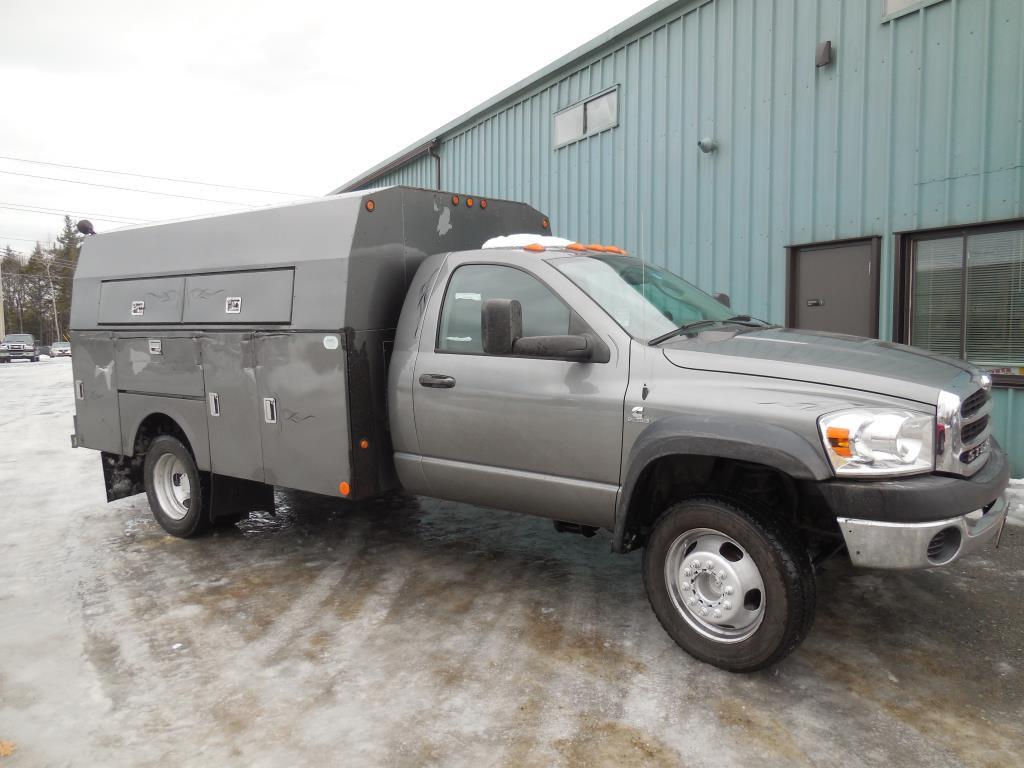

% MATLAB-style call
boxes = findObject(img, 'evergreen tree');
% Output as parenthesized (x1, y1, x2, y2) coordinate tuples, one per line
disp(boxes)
(48, 216, 81, 341)
(1, 246, 27, 334)
(24, 243, 53, 343)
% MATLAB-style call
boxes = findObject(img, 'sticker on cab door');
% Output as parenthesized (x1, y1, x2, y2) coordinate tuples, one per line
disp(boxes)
(225, 296, 242, 314)
(131, 301, 145, 316)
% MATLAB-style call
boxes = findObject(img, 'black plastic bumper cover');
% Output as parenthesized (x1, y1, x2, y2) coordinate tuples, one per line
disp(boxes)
(816, 438, 1009, 524)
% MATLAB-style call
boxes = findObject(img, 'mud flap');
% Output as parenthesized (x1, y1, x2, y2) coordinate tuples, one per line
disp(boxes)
(209, 474, 275, 520)
(101, 451, 144, 502)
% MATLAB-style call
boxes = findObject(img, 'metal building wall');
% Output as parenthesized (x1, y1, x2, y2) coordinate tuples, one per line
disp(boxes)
(359, 0, 1024, 471)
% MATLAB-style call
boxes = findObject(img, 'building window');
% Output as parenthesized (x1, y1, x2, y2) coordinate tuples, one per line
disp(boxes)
(553, 87, 618, 148)
(881, 0, 947, 22)
(901, 221, 1024, 384)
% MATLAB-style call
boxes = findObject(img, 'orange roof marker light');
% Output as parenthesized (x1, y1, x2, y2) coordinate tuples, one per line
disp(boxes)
(604, 245, 626, 254)
(339, 481, 351, 496)
(567, 243, 589, 252)
(523, 243, 546, 252)
(587, 244, 608, 252)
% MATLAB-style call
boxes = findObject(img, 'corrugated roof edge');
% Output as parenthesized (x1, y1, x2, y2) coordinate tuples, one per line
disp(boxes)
(329, 0, 699, 195)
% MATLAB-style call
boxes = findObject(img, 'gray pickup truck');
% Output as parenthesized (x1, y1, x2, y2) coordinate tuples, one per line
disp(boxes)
(69, 187, 1009, 672)
(0, 333, 41, 362)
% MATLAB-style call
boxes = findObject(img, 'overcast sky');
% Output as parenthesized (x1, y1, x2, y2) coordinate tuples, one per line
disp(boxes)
(0, 0, 653, 256)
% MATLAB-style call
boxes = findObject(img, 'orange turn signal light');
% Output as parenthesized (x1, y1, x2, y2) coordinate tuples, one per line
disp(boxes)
(826, 427, 852, 458)
(365, 199, 375, 212)
(359, 438, 369, 449)
(466, 197, 474, 207)
(523, 243, 546, 252)
(339, 481, 351, 496)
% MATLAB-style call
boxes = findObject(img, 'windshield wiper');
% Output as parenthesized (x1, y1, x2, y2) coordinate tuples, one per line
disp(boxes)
(647, 315, 772, 346)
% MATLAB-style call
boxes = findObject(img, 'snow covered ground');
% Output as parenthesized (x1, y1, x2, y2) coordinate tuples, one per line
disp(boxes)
(1, 360, 1022, 767)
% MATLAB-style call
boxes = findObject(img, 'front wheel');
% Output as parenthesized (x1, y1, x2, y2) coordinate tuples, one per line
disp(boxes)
(144, 435, 212, 537)
(642, 497, 815, 672)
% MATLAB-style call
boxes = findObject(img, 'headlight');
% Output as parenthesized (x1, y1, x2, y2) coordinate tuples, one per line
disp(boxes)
(818, 409, 934, 477)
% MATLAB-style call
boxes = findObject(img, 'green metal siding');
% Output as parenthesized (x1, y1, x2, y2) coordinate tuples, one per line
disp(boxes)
(357, 0, 1024, 473)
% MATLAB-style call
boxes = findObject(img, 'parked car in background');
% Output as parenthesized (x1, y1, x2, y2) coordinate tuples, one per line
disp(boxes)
(0, 334, 40, 362)
(50, 341, 72, 357)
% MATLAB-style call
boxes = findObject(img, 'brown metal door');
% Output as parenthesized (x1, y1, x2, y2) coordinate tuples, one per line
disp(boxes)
(787, 238, 880, 337)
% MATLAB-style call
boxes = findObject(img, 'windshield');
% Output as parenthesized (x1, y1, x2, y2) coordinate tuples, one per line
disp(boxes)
(53, 342, 70, 348)
(550, 254, 735, 342)
(3, 334, 33, 344)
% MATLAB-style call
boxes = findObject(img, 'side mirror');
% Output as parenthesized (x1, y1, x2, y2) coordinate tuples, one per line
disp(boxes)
(714, 292, 731, 308)
(513, 334, 594, 362)
(481, 298, 522, 354)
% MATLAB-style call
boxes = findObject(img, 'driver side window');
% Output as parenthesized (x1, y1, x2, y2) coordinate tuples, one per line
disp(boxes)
(437, 264, 570, 353)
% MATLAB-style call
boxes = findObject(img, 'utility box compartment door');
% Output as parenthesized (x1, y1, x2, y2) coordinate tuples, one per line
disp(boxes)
(255, 332, 351, 497)
(98, 277, 185, 324)
(114, 335, 205, 397)
(70, 331, 121, 453)
(201, 333, 264, 482)
(184, 269, 294, 324)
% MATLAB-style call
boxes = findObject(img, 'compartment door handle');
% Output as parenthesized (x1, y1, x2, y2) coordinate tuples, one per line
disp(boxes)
(208, 392, 220, 417)
(263, 397, 278, 424)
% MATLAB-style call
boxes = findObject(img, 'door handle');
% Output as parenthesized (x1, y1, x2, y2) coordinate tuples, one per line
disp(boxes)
(418, 373, 456, 389)
(208, 392, 221, 417)
(263, 397, 278, 423)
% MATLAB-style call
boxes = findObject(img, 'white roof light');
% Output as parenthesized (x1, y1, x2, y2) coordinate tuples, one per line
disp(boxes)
(482, 234, 573, 249)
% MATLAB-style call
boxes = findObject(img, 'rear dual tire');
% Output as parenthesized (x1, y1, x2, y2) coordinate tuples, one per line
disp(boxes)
(642, 497, 816, 673)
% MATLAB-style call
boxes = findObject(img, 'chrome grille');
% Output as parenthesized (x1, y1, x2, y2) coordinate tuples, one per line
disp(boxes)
(961, 414, 989, 446)
(937, 385, 992, 477)
(961, 389, 989, 419)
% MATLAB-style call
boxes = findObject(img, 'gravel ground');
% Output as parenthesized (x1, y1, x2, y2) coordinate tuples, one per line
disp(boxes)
(1, 360, 1022, 768)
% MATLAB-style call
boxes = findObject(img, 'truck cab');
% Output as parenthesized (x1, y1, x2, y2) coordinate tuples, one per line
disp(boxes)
(69, 187, 1009, 673)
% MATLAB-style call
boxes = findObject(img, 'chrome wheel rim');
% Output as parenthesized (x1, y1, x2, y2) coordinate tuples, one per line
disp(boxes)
(664, 527, 766, 643)
(153, 453, 192, 521)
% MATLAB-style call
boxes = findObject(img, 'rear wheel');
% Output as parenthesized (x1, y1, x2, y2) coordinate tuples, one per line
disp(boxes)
(642, 496, 815, 672)
(144, 435, 212, 537)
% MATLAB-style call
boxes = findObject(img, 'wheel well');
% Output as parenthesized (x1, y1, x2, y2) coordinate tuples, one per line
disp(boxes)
(132, 413, 193, 458)
(621, 454, 800, 551)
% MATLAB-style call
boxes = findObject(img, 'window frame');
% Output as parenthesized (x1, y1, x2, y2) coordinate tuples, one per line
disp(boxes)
(894, 217, 1024, 388)
(881, 0, 947, 23)
(433, 261, 583, 360)
(553, 85, 620, 150)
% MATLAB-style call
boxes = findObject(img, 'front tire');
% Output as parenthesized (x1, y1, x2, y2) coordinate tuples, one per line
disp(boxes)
(144, 435, 212, 538)
(642, 497, 815, 672)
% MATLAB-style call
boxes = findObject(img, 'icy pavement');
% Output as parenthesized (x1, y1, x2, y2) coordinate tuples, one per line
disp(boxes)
(1, 360, 1022, 768)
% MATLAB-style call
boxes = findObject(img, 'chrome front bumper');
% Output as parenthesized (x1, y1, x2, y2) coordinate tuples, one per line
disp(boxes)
(837, 492, 1009, 570)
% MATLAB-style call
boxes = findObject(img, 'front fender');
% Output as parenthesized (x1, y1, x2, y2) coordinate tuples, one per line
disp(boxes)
(612, 414, 832, 552)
